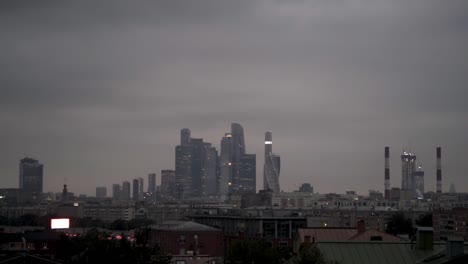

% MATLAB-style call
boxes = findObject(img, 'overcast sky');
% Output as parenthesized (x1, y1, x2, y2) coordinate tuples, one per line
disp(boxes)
(1, 0, 467, 196)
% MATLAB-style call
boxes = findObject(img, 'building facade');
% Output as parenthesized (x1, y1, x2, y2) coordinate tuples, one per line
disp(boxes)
(148, 173, 156, 194)
(263, 132, 281, 192)
(161, 170, 176, 198)
(19, 157, 43, 202)
(96, 187, 107, 198)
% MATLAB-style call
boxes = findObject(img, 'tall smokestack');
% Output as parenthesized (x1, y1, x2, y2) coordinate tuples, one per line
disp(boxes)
(437, 147, 442, 193)
(385, 146, 390, 199)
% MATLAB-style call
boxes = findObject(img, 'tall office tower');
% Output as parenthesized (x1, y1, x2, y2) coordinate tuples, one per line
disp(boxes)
(384, 146, 391, 200)
(437, 147, 442, 193)
(133, 179, 139, 200)
(61, 184, 69, 202)
(161, 170, 176, 198)
(138, 177, 144, 197)
(230, 123, 246, 193)
(175, 144, 192, 200)
(181, 128, 191, 146)
(19, 157, 44, 200)
(96, 187, 107, 198)
(263, 132, 281, 192)
(122, 181, 131, 200)
(204, 144, 218, 196)
(112, 184, 121, 200)
(239, 154, 256, 194)
(148, 173, 156, 193)
(219, 133, 233, 198)
(190, 138, 205, 197)
(414, 165, 425, 199)
(264, 131, 272, 156)
(401, 151, 417, 199)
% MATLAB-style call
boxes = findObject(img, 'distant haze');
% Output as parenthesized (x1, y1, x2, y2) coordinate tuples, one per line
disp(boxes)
(1, 0, 467, 195)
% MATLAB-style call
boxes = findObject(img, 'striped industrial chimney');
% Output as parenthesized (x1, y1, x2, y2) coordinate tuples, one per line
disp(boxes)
(385, 146, 390, 199)
(437, 147, 442, 193)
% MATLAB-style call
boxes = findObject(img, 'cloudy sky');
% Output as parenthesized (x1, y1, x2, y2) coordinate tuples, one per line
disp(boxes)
(1, 0, 467, 196)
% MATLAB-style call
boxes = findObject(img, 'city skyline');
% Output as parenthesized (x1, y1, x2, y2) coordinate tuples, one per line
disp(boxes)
(1, 0, 467, 195)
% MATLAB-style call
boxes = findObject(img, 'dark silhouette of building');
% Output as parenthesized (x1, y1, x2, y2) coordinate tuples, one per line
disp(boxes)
(122, 181, 131, 200)
(175, 144, 192, 200)
(219, 133, 232, 198)
(133, 179, 139, 201)
(148, 173, 156, 194)
(298, 183, 313, 193)
(96, 187, 107, 198)
(203, 143, 219, 197)
(149, 221, 224, 262)
(190, 138, 205, 197)
(161, 169, 176, 198)
(181, 128, 191, 146)
(19, 157, 43, 202)
(401, 151, 416, 200)
(239, 154, 256, 194)
(112, 183, 121, 200)
(230, 123, 246, 194)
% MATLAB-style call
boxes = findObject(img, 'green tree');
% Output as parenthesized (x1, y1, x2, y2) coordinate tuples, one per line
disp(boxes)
(226, 239, 291, 264)
(385, 213, 414, 237)
(415, 213, 432, 227)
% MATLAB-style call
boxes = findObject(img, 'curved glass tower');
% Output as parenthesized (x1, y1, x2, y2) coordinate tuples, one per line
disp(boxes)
(263, 131, 280, 192)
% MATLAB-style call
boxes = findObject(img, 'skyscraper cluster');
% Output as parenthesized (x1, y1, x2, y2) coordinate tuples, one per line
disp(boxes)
(384, 146, 442, 200)
(175, 123, 256, 200)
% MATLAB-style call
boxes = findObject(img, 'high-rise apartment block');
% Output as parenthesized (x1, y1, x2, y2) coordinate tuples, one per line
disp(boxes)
(161, 169, 176, 198)
(190, 138, 205, 197)
(148, 173, 156, 194)
(133, 179, 140, 201)
(122, 181, 131, 200)
(112, 184, 121, 200)
(19, 157, 43, 200)
(175, 144, 192, 199)
(138, 177, 144, 197)
(204, 144, 219, 197)
(96, 187, 107, 198)
(219, 133, 233, 198)
(239, 154, 256, 194)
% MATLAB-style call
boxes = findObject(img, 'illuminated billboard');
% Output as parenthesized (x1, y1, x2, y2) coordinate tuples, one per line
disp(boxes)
(51, 218, 70, 229)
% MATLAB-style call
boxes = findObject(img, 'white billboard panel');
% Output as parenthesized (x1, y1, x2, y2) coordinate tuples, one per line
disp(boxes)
(51, 218, 70, 229)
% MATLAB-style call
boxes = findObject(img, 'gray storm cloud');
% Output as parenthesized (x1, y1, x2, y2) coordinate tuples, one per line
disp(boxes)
(1, 0, 467, 195)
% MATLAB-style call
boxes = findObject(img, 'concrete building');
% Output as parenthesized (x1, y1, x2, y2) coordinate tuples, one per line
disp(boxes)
(96, 187, 107, 198)
(175, 144, 192, 200)
(112, 184, 121, 200)
(133, 179, 139, 201)
(190, 138, 205, 198)
(19, 157, 43, 203)
(83, 205, 135, 222)
(203, 144, 219, 197)
(148, 173, 156, 194)
(149, 221, 224, 263)
(219, 133, 232, 199)
(239, 154, 256, 194)
(122, 181, 131, 200)
(433, 208, 468, 241)
(161, 170, 176, 198)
